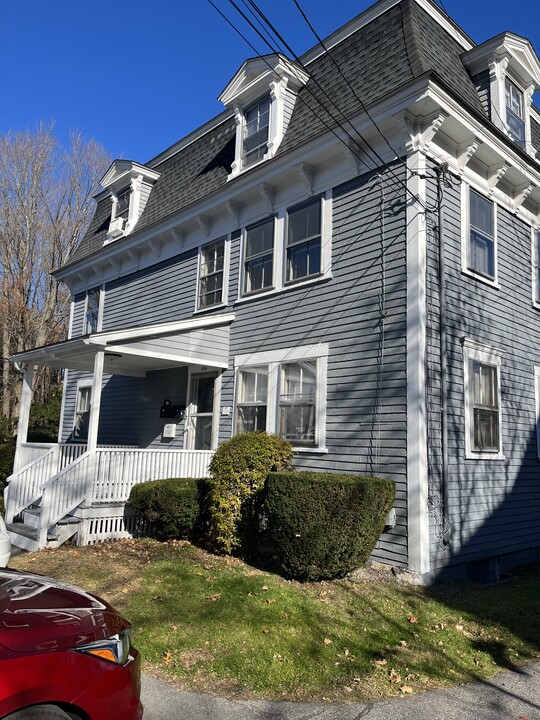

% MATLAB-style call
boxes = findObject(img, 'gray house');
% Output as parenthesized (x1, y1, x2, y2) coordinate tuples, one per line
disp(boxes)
(6, 0, 540, 582)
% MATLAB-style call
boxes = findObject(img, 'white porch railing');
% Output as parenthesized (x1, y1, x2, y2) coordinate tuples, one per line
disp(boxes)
(5, 443, 88, 523)
(14, 442, 54, 473)
(93, 448, 213, 502)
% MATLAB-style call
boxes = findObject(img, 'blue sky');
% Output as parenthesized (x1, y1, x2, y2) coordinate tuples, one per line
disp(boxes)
(1, 0, 539, 164)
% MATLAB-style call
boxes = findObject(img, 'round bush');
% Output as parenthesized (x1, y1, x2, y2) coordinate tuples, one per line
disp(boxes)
(264, 471, 395, 581)
(207, 432, 293, 555)
(129, 477, 207, 541)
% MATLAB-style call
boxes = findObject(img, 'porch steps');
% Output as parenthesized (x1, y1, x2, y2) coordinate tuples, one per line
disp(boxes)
(7, 512, 81, 553)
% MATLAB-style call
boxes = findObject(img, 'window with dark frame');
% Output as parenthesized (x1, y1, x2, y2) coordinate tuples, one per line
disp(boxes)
(286, 198, 322, 283)
(84, 288, 100, 334)
(243, 217, 274, 295)
(243, 95, 270, 166)
(471, 360, 500, 452)
(236, 366, 268, 434)
(469, 189, 495, 279)
(505, 78, 525, 148)
(198, 238, 225, 309)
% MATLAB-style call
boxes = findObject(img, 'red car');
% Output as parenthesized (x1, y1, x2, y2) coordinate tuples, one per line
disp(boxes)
(0, 566, 143, 720)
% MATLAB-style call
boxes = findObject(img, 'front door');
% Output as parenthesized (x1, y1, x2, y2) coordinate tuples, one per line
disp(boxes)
(187, 373, 217, 450)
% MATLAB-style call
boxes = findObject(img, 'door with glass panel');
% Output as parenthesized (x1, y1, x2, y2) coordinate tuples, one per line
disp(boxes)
(187, 373, 217, 450)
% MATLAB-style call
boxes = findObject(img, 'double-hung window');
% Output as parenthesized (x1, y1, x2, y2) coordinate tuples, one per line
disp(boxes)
(505, 79, 525, 148)
(468, 189, 495, 280)
(198, 238, 225, 309)
(463, 340, 503, 459)
(74, 386, 91, 440)
(286, 198, 322, 283)
(243, 95, 270, 167)
(278, 361, 317, 445)
(235, 345, 327, 449)
(243, 217, 274, 295)
(236, 366, 268, 433)
(84, 288, 101, 334)
(115, 186, 131, 221)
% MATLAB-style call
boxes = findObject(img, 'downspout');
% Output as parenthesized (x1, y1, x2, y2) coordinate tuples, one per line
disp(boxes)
(435, 163, 451, 547)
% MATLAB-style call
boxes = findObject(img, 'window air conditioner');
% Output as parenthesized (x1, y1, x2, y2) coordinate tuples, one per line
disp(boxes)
(108, 217, 126, 238)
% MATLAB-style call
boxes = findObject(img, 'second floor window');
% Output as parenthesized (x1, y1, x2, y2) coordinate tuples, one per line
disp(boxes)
(469, 189, 495, 280)
(505, 79, 525, 148)
(199, 238, 225, 309)
(244, 217, 274, 295)
(84, 288, 101, 334)
(286, 198, 322, 283)
(243, 95, 270, 166)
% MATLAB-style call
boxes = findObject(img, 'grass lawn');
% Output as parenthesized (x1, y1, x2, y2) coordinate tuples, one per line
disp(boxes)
(10, 539, 540, 702)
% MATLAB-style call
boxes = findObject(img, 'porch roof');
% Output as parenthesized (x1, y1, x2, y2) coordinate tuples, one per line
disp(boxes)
(11, 313, 235, 377)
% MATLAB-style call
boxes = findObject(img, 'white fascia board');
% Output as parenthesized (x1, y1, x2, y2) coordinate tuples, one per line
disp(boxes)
(87, 312, 236, 345)
(107, 344, 228, 369)
(11, 336, 97, 364)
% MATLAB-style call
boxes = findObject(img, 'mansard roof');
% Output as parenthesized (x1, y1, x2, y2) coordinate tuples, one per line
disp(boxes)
(65, 0, 539, 269)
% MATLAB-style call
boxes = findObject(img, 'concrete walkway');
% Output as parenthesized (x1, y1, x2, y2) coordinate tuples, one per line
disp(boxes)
(142, 662, 540, 719)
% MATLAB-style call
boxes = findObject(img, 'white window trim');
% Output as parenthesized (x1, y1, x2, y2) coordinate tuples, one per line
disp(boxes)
(237, 192, 332, 302)
(461, 183, 499, 288)
(535, 367, 540, 459)
(463, 339, 504, 460)
(531, 227, 540, 310)
(184, 367, 221, 450)
(233, 344, 328, 451)
(194, 235, 230, 313)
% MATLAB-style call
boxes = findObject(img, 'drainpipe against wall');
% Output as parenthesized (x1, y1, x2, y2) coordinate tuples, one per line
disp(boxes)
(435, 163, 452, 547)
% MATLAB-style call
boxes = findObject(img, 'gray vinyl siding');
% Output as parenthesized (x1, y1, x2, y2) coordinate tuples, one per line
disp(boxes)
(425, 162, 540, 574)
(138, 182, 153, 218)
(471, 70, 490, 117)
(223, 162, 409, 567)
(71, 294, 86, 337)
(102, 249, 199, 330)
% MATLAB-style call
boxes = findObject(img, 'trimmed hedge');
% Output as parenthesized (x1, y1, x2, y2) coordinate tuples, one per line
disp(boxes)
(129, 477, 207, 541)
(207, 432, 293, 555)
(264, 471, 395, 581)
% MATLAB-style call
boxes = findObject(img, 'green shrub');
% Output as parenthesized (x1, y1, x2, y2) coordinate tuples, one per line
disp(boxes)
(0, 438, 16, 486)
(129, 477, 207, 541)
(207, 432, 293, 555)
(264, 471, 395, 581)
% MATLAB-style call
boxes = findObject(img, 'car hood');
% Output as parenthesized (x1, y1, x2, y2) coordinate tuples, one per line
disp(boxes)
(0, 568, 128, 653)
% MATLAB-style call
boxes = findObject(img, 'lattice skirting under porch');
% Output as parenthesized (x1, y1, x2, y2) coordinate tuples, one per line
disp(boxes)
(72, 504, 155, 546)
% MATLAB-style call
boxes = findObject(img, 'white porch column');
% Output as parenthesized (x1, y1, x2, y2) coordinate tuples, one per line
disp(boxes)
(87, 351, 104, 453)
(14, 364, 34, 472)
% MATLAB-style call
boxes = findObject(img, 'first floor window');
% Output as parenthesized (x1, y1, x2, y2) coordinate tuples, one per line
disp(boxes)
(469, 189, 495, 279)
(286, 198, 321, 283)
(279, 361, 317, 445)
(464, 341, 502, 458)
(243, 217, 274, 294)
(471, 361, 499, 451)
(234, 345, 327, 449)
(199, 238, 225, 308)
(236, 366, 268, 433)
(74, 386, 91, 440)
(84, 288, 101, 334)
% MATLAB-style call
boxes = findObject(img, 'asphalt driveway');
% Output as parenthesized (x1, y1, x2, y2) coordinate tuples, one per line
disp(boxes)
(142, 662, 540, 719)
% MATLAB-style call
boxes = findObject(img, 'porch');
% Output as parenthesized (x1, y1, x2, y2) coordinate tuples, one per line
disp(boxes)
(5, 314, 234, 551)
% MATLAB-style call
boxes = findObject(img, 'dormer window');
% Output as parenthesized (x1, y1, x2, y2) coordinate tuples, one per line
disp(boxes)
(99, 159, 160, 243)
(244, 95, 270, 166)
(115, 186, 131, 221)
(505, 79, 525, 147)
(219, 54, 309, 179)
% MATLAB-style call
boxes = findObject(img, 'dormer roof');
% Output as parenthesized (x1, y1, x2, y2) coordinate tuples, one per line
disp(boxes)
(100, 160, 161, 191)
